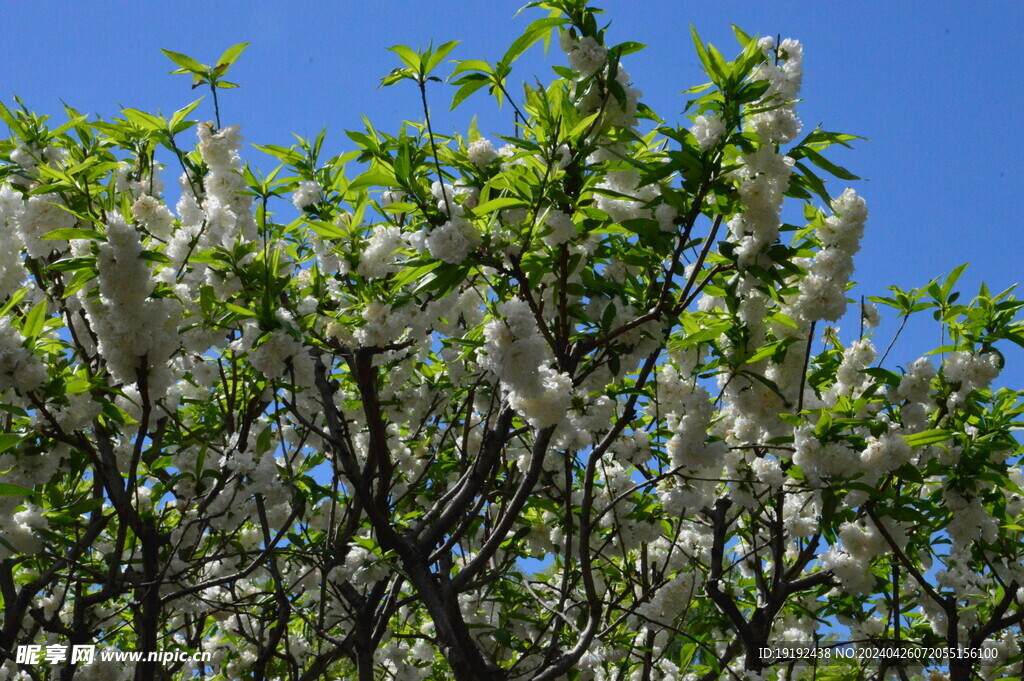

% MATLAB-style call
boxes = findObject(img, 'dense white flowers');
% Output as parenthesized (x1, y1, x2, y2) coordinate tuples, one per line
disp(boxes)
(592, 159, 660, 225)
(0, 18, 1018, 681)
(942, 350, 1000, 407)
(560, 32, 607, 76)
(821, 521, 888, 595)
(728, 145, 795, 267)
(832, 338, 876, 399)
(748, 37, 804, 143)
(467, 137, 498, 167)
(132, 194, 175, 240)
(789, 188, 868, 323)
(249, 328, 314, 388)
(507, 366, 572, 428)
(0, 185, 30, 302)
(292, 180, 323, 210)
(15, 193, 75, 259)
(541, 209, 576, 247)
(82, 213, 182, 396)
(895, 357, 936, 404)
(818, 188, 868, 253)
(196, 122, 256, 247)
(944, 488, 998, 547)
(0, 317, 46, 395)
(860, 426, 914, 474)
(479, 298, 570, 427)
(662, 369, 723, 474)
(479, 299, 546, 392)
(358, 225, 406, 278)
(691, 113, 726, 151)
(425, 216, 481, 264)
(0, 502, 46, 559)
(860, 301, 881, 328)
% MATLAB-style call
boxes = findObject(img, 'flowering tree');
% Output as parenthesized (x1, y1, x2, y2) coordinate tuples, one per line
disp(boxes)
(1, 3, 1023, 681)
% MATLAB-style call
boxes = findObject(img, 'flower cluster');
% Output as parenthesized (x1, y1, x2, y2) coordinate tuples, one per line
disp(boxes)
(81, 213, 183, 396)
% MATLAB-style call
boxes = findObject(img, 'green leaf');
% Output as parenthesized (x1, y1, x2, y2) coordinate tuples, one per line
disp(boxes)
(308, 221, 347, 240)
(903, 429, 952, 447)
(52, 114, 88, 137)
(799, 147, 861, 181)
(745, 341, 784, 364)
(380, 68, 412, 87)
(66, 498, 105, 516)
(502, 17, 564, 67)
(22, 300, 46, 340)
(253, 144, 304, 166)
(0, 433, 24, 454)
(942, 263, 968, 298)
(425, 40, 460, 75)
(452, 59, 493, 76)
(161, 49, 207, 74)
(472, 197, 527, 215)
(349, 166, 397, 190)
(731, 25, 754, 47)
(388, 44, 421, 71)
(42, 227, 103, 241)
(791, 161, 832, 205)
(0, 288, 28, 318)
(689, 26, 714, 81)
(122, 108, 165, 131)
(0, 483, 34, 497)
(170, 98, 204, 130)
(451, 78, 489, 110)
(735, 79, 771, 104)
(224, 302, 258, 318)
(814, 410, 833, 436)
(0, 101, 26, 138)
(216, 42, 250, 68)
(392, 261, 440, 289)
(612, 41, 646, 57)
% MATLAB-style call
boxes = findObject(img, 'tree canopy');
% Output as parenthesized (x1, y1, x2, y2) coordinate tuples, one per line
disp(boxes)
(1, 3, 1023, 681)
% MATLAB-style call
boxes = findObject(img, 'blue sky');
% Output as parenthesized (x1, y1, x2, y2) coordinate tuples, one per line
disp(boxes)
(6, 1, 1024, 380)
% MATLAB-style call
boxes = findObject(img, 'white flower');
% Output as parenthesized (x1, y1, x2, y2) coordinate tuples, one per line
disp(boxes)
(554, 144, 571, 170)
(747, 37, 804, 143)
(197, 122, 244, 170)
(752, 457, 785, 488)
(479, 298, 547, 397)
(132, 194, 175, 240)
(860, 429, 914, 472)
(691, 113, 726, 151)
(292, 181, 323, 210)
(431, 180, 456, 214)
(0, 184, 29, 301)
(561, 34, 607, 77)
(467, 138, 498, 168)
(0, 317, 47, 394)
(16, 193, 75, 259)
(508, 366, 572, 428)
(541, 209, 576, 247)
(82, 213, 183, 396)
(380, 189, 405, 207)
(193, 122, 256, 250)
(794, 273, 847, 322)
(896, 357, 936, 404)
(819, 188, 868, 253)
(358, 225, 406, 279)
(425, 217, 481, 264)
(942, 351, 1000, 407)
(250, 328, 313, 387)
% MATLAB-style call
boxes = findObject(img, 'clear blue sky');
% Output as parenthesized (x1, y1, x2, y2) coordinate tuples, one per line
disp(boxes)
(6, 1, 1024, 381)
